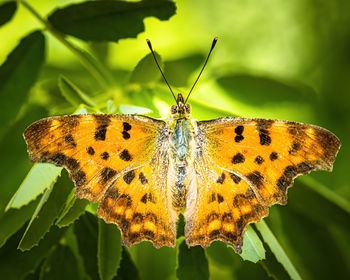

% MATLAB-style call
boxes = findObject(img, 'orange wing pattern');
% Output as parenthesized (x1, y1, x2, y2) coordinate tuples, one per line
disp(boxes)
(185, 117, 341, 253)
(24, 114, 176, 248)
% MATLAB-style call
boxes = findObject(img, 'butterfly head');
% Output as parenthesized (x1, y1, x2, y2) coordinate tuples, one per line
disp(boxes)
(171, 93, 191, 117)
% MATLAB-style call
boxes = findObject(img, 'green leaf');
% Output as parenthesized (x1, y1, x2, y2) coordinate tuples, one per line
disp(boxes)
(164, 54, 204, 87)
(74, 212, 99, 280)
(5, 163, 62, 211)
(48, 1, 176, 42)
(129, 52, 162, 84)
(0, 196, 40, 248)
(256, 220, 302, 280)
(0, 104, 47, 211)
(0, 30, 45, 140)
(39, 244, 79, 280)
(0, 1, 17, 27)
(59, 75, 97, 107)
(129, 241, 176, 280)
(227, 225, 265, 262)
(119, 104, 152, 115)
(115, 247, 140, 280)
(0, 225, 66, 280)
(55, 189, 89, 228)
(176, 239, 209, 280)
(98, 220, 122, 280)
(18, 172, 73, 251)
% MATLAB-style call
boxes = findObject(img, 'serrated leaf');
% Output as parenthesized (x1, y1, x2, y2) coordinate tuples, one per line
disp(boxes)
(0, 196, 40, 248)
(256, 220, 302, 280)
(59, 75, 97, 107)
(5, 163, 62, 211)
(55, 189, 89, 228)
(18, 173, 73, 251)
(176, 239, 209, 280)
(130, 52, 162, 84)
(0, 225, 66, 280)
(0, 30, 45, 140)
(48, 1, 176, 42)
(39, 244, 79, 280)
(74, 212, 99, 280)
(0, 104, 47, 211)
(115, 247, 140, 280)
(0, 1, 17, 27)
(98, 220, 122, 280)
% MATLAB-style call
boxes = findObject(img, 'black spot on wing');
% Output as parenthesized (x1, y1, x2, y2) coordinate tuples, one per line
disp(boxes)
(246, 171, 264, 189)
(216, 173, 225, 184)
(235, 135, 244, 142)
(120, 149, 132, 161)
(139, 172, 148, 185)
(289, 142, 302, 155)
(95, 124, 108, 141)
(66, 157, 79, 171)
(140, 194, 148, 203)
(235, 125, 244, 135)
(232, 153, 245, 164)
(123, 170, 135, 184)
(73, 170, 86, 186)
(51, 153, 66, 166)
(230, 173, 241, 184)
(217, 193, 224, 203)
(87, 146, 95, 155)
(255, 155, 264, 164)
(123, 122, 132, 131)
(101, 167, 117, 183)
(64, 134, 74, 143)
(234, 125, 244, 143)
(258, 129, 271, 146)
(209, 192, 216, 203)
(100, 152, 109, 160)
(270, 152, 278, 161)
(122, 131, 130, 139)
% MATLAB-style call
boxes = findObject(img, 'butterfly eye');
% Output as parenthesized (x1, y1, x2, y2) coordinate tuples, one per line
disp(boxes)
(185, 104, 191, 113)
(171, 105, 177, 114)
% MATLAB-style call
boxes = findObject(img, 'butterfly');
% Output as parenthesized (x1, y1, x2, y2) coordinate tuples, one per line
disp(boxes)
(23, 38, 341, 254)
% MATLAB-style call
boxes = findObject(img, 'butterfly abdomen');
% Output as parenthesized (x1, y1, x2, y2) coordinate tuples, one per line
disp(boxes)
(168, 118, 196, 213)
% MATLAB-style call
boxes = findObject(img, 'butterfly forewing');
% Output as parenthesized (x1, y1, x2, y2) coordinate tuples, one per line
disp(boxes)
(185, 117, 341, 252)
(24, 114, 177, 247)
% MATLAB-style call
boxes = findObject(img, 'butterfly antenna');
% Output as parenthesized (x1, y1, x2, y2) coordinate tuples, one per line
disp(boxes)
(146, 39, 177, 102)
(184, 37, 218, 104)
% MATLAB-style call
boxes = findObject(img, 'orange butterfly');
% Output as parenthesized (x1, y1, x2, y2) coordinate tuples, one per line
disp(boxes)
(23, 38, 340, 253)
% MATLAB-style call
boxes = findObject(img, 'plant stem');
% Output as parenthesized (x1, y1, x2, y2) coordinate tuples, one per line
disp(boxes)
(19, 0, 112, 89)
(256, 220, 303, 280)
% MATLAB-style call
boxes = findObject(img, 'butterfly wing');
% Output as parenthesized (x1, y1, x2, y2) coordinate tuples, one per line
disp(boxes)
(185, 117, 341, 252)
(24, 114, 177, 248)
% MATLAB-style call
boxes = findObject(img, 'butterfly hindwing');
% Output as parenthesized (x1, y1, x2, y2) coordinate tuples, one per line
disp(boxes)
(185, 117, 341, 252)
(24, 114, 177, 247)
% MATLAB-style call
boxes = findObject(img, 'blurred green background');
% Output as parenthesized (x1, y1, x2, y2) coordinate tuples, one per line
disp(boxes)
(0, 0, 349, 279)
